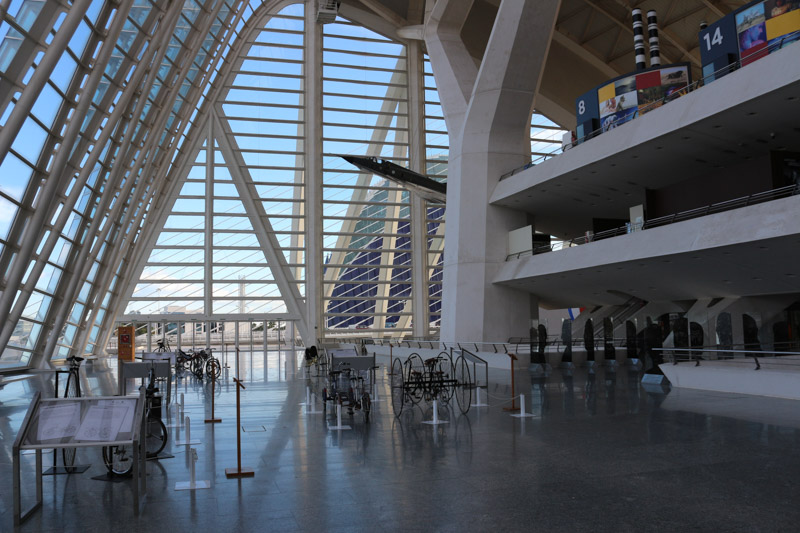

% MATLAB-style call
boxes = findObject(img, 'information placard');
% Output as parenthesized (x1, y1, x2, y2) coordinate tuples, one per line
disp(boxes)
(118, 326, 135, 361)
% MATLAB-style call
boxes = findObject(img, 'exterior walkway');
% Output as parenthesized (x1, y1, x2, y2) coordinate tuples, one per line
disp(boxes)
(2, 352, 799, 532)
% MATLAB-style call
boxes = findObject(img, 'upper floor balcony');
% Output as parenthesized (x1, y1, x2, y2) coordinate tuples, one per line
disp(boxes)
(491, 41, 800, 240)
(494, 192, 800, 309)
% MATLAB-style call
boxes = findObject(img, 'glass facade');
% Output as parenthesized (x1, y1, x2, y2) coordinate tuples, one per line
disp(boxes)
(0, 1, 566, 369)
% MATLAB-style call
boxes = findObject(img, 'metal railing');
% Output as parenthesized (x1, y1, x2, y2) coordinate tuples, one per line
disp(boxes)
(499, 31, 800, 181)
(456, 347, 489, 389)
(655, 347, 800, 371)
(506, 184, 799, 261)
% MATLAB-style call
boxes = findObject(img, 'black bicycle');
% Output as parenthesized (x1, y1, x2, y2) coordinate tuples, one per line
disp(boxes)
(61, 355, 83, 471)
(102, 367, 168, 475)
(190, 348, 221, 380)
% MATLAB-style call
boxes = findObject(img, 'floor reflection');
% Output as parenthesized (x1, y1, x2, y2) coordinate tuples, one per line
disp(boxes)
(3, 353, 800, 531)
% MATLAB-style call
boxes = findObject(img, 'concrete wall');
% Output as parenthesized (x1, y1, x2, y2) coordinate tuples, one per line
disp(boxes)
(660, 357, 800, 400)
(645, 154, 772, 219)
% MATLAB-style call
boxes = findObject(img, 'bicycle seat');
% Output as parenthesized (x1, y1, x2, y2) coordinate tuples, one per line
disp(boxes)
(66, 355, 84, 362)
(424, 357, 437, 366)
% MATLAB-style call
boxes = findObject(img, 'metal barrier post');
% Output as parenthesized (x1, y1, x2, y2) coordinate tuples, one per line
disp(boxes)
(503, 353, 519, 411)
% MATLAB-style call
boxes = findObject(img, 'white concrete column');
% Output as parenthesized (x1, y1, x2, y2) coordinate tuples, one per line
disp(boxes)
(304, 3, 324, 346)
(427, 1, 561, 343)
(205, 117, 214, 318)
(406, 40, 430, 338)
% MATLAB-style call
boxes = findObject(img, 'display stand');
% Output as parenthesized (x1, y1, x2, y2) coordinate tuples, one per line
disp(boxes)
(302, 385, 323, 415)
(299, 385, 312, 406)
(328, 402, 351, 431)
(503, 353, 520, 412)
(422, 399, 449, 425)
(226, 348, 254, 478)
(204, 371, 221, 424)
(174, 415, 200, 446)
(472, 386, 489, 407)
(167, 393, 185, 428)
(13, 390, 146, 525)
(370, 366, 382, 403)
(511, 394, 535, 418)
(119, 361, 171, 396)
(43, 367, 90, 475)
(175, 447, 210, 491)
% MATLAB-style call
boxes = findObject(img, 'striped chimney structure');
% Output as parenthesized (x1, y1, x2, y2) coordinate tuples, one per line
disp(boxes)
(647, 10, 661, 67)
(632, 9, 647, 70)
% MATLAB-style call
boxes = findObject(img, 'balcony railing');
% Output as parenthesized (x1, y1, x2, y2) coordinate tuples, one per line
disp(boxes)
(499, 30, 800, 182)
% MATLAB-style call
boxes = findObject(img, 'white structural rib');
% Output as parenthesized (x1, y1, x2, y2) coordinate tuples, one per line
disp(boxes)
(0, 0, 137, 358)
(214, 110, 310, 344)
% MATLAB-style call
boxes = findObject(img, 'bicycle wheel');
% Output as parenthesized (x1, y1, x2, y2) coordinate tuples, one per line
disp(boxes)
(62, 372, 80, 471)
(103, 445, 133, 476)
(361, 393, 371, 423)
(191, 356, 204, 378)
(205, 358, 221, 380)
(176, 351, 187, 372)
(454, 355, 472, 415)
(391, 358, 405, 417)
(146, 417, 168, 457)
(406, 353, 424, 404)
(435, 354, 454, 403)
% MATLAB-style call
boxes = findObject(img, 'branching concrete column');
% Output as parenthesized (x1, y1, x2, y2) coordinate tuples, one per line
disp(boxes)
(427, 0, 561, 343)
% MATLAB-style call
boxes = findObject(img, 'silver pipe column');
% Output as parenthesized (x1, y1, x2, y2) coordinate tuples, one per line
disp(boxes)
(632, 9, 646, 70)
(647, 10, 661, 67)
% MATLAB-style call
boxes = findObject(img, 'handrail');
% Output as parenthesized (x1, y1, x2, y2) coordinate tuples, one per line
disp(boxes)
(499, 30, 800, 181)
(655, 348, 800, 356)
(506, 184, 799, 261)
(457, 347, 489, 389)
(654, 347, 800, 371)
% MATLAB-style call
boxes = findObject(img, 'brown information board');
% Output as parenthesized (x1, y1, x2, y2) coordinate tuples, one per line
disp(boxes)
(118, 326, 134, 361)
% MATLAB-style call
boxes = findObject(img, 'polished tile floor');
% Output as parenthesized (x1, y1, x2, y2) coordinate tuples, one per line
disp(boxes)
(2, 351, 800, 532)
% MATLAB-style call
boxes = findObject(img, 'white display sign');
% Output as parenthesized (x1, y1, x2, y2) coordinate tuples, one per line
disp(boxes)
(37, 402, 81, 442)
(75, 404, 130, 441)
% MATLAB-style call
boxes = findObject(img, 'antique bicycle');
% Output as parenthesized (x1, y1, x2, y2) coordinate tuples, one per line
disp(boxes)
(102, 366, 168, 475)
(391, 351, 472, 417)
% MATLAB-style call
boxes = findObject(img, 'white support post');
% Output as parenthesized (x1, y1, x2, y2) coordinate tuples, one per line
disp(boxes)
(328, 403, 351, 430)
(167, 392, 185, 428)
(174, 415, 201, 446)
(174, 448, 210, 491)
(423, 399, 449, 425)
(511, 394, 535, 418)
(473, 386, 488, 407)
(305, 387, 322, 415)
